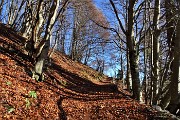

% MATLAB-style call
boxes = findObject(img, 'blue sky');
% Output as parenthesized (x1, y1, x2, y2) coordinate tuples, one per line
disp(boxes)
(93, 0, 123, 77)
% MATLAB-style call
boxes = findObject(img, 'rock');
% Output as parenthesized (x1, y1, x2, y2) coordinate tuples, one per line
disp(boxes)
(152, 105, 162, 111)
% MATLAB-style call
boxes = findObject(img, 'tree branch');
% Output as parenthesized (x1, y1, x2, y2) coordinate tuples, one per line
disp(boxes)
(109, 0, 126, 35)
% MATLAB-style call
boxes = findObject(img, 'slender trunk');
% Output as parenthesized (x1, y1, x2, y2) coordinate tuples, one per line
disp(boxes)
(84, 47, 91, 65)
(49, 28, 60, 58)
(127, 0, 140, 100)
(120, 40, 124, 87)
(149, 31, 153, 105)
(125, 1, 130, 92)
(8, 0, 15, 25)
(144, 0, 148, 104)
(71, 27, 77, 60)
(143, 32, 148, 104)
(126, 50, 131, 91)
(22, 2, 33, 38)
(32, 0, 44, 48)
(152, 0, 160, 105)
(61, 32, 66, 54)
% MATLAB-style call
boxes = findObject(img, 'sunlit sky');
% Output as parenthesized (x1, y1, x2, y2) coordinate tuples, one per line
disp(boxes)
(93, 0, 121, 77)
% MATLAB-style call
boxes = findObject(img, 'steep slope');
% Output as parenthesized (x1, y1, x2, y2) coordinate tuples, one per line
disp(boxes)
(0, 23, 172, 120)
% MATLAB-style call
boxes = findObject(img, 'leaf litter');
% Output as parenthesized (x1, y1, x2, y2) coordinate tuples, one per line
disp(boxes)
(0, 23, 170, 120)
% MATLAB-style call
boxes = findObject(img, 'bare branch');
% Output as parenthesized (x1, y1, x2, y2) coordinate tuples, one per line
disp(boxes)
(109, 0, 126, 35)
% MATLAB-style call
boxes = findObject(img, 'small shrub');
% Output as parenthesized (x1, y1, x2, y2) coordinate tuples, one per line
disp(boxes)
(25, 98, 30, 108)
(60, 80, 67, 86)
(25, 91, 37, 108)
(6, 106, 15, 113)
(29, 91, 37, 99)
(6, 81, 12, 86)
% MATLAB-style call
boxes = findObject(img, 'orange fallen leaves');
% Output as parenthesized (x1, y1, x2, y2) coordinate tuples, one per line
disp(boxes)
(0, 23, 160, 120)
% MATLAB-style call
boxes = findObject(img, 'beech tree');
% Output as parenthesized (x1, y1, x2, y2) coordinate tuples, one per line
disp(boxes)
(31, 0, 60, 81)
(165, 0, 180, 113)
(16, 0, 69, 81)
(151, 0, 160, 105)
(109, 0, 141, 100)
(67, 0, 109, 67)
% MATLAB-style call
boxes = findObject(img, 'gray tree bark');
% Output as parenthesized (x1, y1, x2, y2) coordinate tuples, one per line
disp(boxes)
(152, 0, 160, 105)
(126, 50, 131, 92)
(127, 0, 140, 100)
(168, 13, 180, 114)
(22, 1, 33, 38)
(159, 0, 176, 109)
(32, 0, 60, 81)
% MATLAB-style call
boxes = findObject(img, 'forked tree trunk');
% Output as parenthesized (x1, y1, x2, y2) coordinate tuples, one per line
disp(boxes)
(32, 0, 60, 81)
(27, 0, 44, 58)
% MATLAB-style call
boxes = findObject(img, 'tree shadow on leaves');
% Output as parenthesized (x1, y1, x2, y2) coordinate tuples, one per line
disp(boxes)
(57, 96, 67, 120)
(45, 62, 131, 101)
(0, 39, 33, 73)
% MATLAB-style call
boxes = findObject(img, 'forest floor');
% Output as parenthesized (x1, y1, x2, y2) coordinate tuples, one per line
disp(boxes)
(0, 23, 177, 120)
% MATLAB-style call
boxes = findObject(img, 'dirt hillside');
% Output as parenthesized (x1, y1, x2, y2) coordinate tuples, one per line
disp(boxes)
(0, 23, 170, 120)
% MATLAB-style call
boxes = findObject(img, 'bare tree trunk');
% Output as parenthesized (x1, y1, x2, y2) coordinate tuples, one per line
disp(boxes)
(26, 0, 44, 58)
(127, 0, 140, 100)
(71, 27, 77, 60)
(143, 0, 148, 104)
(60, 27, 66, 54)
(21, 1, 33, 38)
(152, 0, 160, 105)
(32, 0, 60, 81)
(83, 47, 91, 65)
(159, 0, 176, 109)
(143, 33, 148, 104)
(126, 50, 131, 92)
(32, 0, 44, 49)
(168, 16, 180, 114)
